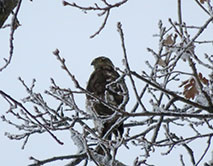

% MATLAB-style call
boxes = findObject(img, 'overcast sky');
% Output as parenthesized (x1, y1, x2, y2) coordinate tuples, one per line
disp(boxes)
(0, 0, 213, 166)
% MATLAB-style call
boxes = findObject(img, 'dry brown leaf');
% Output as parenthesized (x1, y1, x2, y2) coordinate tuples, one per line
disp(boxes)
(184, 81, 193, 90)
(180, 72, 209, 99)
(200, 0, 207, 4)
(183, 84, 199, 99)
(183, 78, 199, 99)
(163, 34, 174, 46)
(180, 78, 198, 99)
(198, 72, 209, 85)
(157, 58, 167, 67)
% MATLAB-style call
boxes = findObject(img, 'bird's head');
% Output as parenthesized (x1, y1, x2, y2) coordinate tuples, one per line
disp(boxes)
(91, 56, 114, 70)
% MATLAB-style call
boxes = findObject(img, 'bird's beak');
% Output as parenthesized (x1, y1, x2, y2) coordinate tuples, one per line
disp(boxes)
(91, 59, 95, 66)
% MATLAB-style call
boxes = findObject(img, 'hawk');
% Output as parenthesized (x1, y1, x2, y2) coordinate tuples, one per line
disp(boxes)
(86, 56, 128, 143)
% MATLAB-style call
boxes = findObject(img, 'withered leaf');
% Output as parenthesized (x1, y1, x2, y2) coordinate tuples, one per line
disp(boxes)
(157, 58, 167, 67)
(180, 72, 209, 100)
(200, 0, 207, 4)
(163, 34, 174, 46)
(198, 72, 209, 85)
(180, 78, 198, 100)
(183, 85, 199, 99)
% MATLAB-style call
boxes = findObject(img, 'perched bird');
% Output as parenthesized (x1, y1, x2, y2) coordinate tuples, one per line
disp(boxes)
(86, 56, 128, 144)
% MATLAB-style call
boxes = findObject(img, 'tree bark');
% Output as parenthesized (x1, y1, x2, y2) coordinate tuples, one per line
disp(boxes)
(0, 0, 18, 28)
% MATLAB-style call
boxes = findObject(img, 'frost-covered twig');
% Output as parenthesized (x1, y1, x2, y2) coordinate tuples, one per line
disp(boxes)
(130, 71, 212, 112)
(28, 153, 87, 166)
(117, 22, 147, 112)
(0, 90, 64, 145)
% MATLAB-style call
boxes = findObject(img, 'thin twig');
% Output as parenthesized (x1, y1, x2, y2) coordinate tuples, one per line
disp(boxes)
(0, 0, 22, 72)
(28, 153, 87, 166)
(0, 90, 64, 145)
(90, 10, 110, 38)
(177, 0, 183, 36)
(117, 22, 147, 112)
(194, 0, 210, 15)
(194, 136, 212, 166)
(130, 71, 213, 112)
(63, 0, 128, 38)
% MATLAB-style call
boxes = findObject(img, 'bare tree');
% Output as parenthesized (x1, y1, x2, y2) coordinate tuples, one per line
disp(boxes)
(1, 0, 213, 166)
